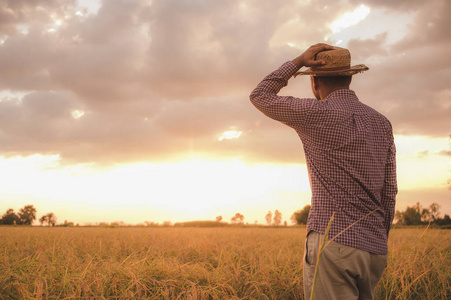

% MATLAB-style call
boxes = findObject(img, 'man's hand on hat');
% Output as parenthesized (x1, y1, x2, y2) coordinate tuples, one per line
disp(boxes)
(292, 43, 336, 68)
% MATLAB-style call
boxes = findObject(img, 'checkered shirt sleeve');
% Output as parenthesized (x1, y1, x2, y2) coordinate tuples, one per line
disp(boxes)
(250, 61, 397, 255)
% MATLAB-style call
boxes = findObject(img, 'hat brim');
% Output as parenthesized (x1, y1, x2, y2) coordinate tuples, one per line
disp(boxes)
(294, 64, 369, 77)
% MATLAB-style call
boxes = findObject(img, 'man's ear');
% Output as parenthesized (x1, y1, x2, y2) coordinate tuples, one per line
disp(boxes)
(313, 76, 319, 91)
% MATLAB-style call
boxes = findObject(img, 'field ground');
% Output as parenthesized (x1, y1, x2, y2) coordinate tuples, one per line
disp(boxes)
(0, 226, 450, 299)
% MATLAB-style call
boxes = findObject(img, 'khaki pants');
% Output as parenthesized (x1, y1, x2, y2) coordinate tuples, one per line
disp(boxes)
(303, 231, 387, 300)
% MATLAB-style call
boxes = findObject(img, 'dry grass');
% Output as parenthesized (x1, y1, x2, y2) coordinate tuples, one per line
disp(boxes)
(377, 228, 450, 300)
(0, 226, 449, 299)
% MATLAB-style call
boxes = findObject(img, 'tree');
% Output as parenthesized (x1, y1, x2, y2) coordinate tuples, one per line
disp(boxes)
(396, 203, 422, 225)
(419, 203, 441, 223)
(231, 213, 244, 224)
(48, 213, 57, 226)
(396, 202, 447, 226)
(428, 203, 441, 221)
(273, 210, 282, 226)
(61, 220, 74, 227)
(265, 211, 272, 226)
(39, 213, 57, 226)
(396, 202, 432, 225)
(435, 214, 451, 226)
(18, 205, 37, 225)
(216, 215, 223, 222)
(1, 209, 20, 225)
(404, 205, 422, 225)
(291, 205, 311, 225)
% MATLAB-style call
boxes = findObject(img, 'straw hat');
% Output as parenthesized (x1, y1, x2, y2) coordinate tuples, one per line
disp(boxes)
(294, 48, 368, 77)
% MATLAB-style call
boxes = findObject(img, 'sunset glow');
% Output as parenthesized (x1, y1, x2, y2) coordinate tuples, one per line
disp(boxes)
(0, 0, 449, 225)
(71, 110, 85, 119)
(218, 130, 242, 141)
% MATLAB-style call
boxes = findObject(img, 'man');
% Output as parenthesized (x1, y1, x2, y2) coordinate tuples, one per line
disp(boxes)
(249, 44, 397, 300)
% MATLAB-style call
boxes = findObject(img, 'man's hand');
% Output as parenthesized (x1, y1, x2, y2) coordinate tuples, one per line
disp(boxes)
(292, 43, 336, 68)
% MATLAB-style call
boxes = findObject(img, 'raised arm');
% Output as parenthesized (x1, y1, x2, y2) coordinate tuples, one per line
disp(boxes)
(249, 44, 335, 127)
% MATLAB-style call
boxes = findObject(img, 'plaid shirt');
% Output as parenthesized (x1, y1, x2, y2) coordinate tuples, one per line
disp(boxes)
(250, 61, 397, 255)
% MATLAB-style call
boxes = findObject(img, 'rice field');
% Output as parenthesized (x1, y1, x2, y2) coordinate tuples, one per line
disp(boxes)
(0, 226, 449, 299)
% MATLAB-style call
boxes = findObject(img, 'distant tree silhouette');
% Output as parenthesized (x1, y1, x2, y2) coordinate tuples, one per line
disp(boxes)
(273, 210, 282, 226)
(144, 221, 157, 227)
(265, 211, 272, 226)
(18, 205, 37, 225)
(61, 220, 74, 227)
(291, 205, 311, 225)
(395, 202, 426, 225)
(395, 202, 447, 225)
(39, 213, 57, 226)
(216, 215, 223, 222)
(435, 214, 451, 226)
(0, 209, 20, 225)
(231, 213, 244, 224)
(425, 203, 441, 222)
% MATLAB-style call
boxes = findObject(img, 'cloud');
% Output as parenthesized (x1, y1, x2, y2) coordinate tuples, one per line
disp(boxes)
(391, 0, 451, 51)
(351, 43, 451, 136)
(347, 32, 388, 59)
(0, 0, 75, 35)
(349, 0, 427, 11)
(345, 0, 450, 137)
(437, 150, 451, 157)
(0, 0, 449, 165)
(416, 150, 429, 158)
(140, 0, 300, 99)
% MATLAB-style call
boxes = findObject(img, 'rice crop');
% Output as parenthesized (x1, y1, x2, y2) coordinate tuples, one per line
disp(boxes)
(0, 226, 449, 299)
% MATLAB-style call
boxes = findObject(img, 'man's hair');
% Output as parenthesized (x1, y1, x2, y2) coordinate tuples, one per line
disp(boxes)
(316, 76, 352, 88)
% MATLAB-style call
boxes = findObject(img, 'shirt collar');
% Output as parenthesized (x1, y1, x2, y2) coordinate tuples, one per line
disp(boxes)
(324, 89, 359, 102)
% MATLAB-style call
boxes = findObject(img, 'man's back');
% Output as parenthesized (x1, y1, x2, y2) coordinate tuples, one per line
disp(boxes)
(250, 61, 397, 255)
(295, 89, 396, 255)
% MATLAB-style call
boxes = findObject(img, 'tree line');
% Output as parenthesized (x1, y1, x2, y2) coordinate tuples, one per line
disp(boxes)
(0, 205, 58, 226)
(2, 202, 450, 227)
(0, 205, 296, 227)
(395, 202, 451, 226)
(289, 202, 451, 227)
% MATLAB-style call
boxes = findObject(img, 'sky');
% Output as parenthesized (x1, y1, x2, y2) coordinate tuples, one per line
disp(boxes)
(0, 0, 449, 225)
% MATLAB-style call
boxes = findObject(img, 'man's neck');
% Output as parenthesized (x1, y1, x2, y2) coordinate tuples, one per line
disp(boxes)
(320, 87, 350, 100)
